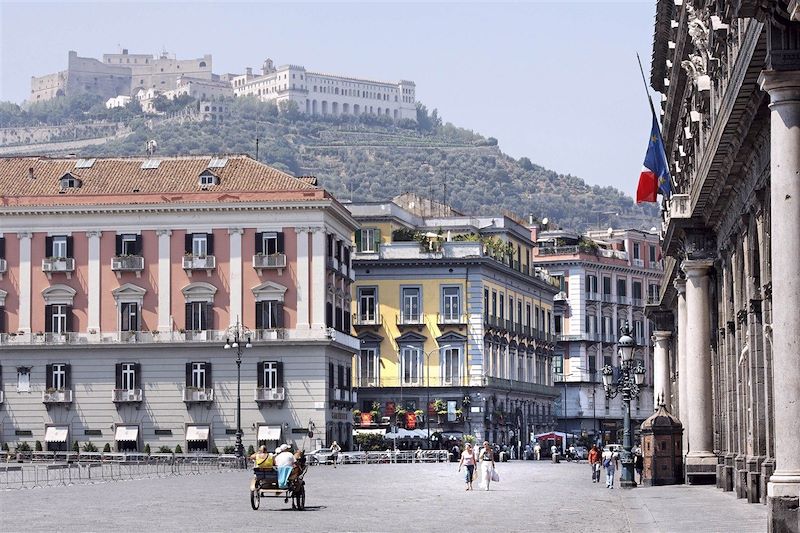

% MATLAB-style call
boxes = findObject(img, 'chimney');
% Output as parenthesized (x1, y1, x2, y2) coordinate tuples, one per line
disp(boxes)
(28, 167, 35, 180)
(246, 67, 252, 77)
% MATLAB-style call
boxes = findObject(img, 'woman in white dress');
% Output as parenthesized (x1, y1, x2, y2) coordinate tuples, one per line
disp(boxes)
(478, 441, 496, 491)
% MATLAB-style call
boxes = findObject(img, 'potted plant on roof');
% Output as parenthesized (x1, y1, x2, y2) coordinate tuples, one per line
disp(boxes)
(433, 399, 447, 424)
(395, 407, 407, 428)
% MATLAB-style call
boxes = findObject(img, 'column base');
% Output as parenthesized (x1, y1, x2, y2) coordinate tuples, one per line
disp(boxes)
(685, 453, 718, 485)
(768, 476, 800, 533)
(762, 459, 776, 505)
(747, 456, 765, 504)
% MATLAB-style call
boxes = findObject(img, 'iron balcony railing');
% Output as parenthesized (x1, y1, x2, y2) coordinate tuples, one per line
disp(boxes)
(112, 388, 143, 402)
(255, 387, 285, 402)
(42, 257, 75, 273)
(0, 258, 7, 274)
(252, 253, 287, 269)
(182, 255, 216, 270)
(111, 256, 145, 272)
(353, 313, 382, 327)
(182, 388, 214, 402)
(396, 314, 425, 326)
(43, 389, 73, 404)
(437, 313, 469, 325)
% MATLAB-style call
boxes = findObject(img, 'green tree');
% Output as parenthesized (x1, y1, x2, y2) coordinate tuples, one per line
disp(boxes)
(174, 444, 183, 454)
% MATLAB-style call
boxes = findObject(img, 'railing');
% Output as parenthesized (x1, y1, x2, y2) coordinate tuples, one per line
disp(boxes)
(42, 257, 75, 273)
(437, 313, 468, 325)
(617, 296, 630, 305)
(585, 292, 600, 301)
(536, 245, 579, 256)
(42, 389, 73, 404)
(254, 387, 285, 402)
(252, 253, 286, 269)
(0, 258, 7, 273)
(257, 328, 286, 340)
(326, 257, 339, 270)
(632, 258, 645, 268)
(112, 388, 143, 402)
(632, 298, 644, 307)
(182, 255, 216, 270)
(355, 376, 473, 388)
(482, 376, 557, 396)
(111, 256, 144, 272)
(182, 388, 214, 402)
(601, 294, 614, 303)
(0, 391, 4, 403)
(396, 314, 424, 326)
(647, 295, 660, 305)
(353, 313, 382, 326)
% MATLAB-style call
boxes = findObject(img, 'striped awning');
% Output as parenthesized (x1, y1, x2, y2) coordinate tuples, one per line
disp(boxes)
(257, 426, 281, 441)
(45, 426, 69, 443)
(353, 428, 386, 436)
(114, 426, 139, 442)
(186, 425, 210, 441)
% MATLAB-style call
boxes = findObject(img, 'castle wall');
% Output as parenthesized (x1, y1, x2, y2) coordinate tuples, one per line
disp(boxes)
(63, 51, 132, 101)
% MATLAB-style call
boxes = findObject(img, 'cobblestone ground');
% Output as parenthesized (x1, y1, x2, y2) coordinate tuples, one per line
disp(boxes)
(2, 460, 766, 532)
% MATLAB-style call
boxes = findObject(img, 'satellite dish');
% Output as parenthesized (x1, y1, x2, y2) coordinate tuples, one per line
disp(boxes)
(541, 217, 549, 226)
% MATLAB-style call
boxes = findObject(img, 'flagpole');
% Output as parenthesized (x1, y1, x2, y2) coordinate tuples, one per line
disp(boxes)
(636, 52, 677, 195)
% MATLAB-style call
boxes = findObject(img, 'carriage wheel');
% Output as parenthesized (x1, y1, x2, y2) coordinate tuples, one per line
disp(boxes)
(293, 488, 305, 511)
(250, 490, 260, 510)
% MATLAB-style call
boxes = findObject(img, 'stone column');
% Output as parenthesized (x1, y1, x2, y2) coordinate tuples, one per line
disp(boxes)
(760, 69, 800, 531)
(681, 259, 717, 484)
(652, 331, 672, 411)
(228, 228, 243, 326)
(86, 231, 101, 335)
(311, 228, 327, 330)
(156, 230, 172, 332)
(17, 232, 32, 334)
(295, 228, 310, 329)
(674, 278, 688, 455)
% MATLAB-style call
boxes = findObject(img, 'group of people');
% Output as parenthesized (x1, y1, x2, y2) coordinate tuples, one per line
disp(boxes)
(587, 444, 645, 488)
(250, 443, 307, 489)
(456, 441, 497, 491)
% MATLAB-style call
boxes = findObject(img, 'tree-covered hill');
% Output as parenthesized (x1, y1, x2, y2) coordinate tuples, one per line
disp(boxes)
(5, 96, 660, 232)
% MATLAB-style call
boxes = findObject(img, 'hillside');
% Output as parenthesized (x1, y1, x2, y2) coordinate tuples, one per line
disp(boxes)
(2, 96, 660, 232)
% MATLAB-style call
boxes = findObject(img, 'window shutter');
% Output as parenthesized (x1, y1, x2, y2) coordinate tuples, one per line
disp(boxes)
(133, 303, 139, 331)
(276, 232, 284, 253)
(45, 364, 53, 389)
(115, 235, 123, 256)
(354, 230, 362, 251)
(115, 363, 122, 389)
(185, 303, 192, 331)
(65, 306, 73, 332)
(184, 233, 193, 254)
(204, 302, 213, 330)
(255, 302, 264, 329)
(346, 367, 352, 389)
(205, 362, 212, 387)
(135, 235, 143, 255)
(185, 362, 192, 386)
(257, 362, 264, 388)
(275, 303, 284, 328)
(134, 363, 141, 389)
(0, 307, 5, 334)
(206, 233, 214, 255)
(255, 232, 263, 255)
(44, 305, 53, 333)
(66, 236, 74, 258)
(373, 229, 381, 251)
(0, 237, 5, 258)
(276, 362, 284, 388)
(338, 365, 344, 389)
(329, 362, 334, 389)
(45, 236, 53, 257)
(64, 364, 71, 388)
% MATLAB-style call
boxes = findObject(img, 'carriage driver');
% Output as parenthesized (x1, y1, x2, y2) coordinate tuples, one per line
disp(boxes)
(250, 445, 273, 470)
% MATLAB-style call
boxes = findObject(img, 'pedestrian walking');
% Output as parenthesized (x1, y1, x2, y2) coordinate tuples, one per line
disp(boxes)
(588, 444, 601, 483)
(330, 441, 341, 468)
(634, 451, 644, 484)
(457, 443, 476, 491)
(524, 443, 532, 460)
(534, 442, 541, 460)
(602, 447, 619, 488)
(478, 441, 496, 491)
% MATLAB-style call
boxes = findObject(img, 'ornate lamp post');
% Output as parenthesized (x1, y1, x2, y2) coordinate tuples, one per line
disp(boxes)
(224, 319, 252, 466)
(602, 321, 645, 489)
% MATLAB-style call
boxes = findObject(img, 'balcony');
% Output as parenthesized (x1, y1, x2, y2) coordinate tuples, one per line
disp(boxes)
(632, 298, 644, 308)
(256, 328, 286, 341)
(111, 256, 144, 277)
(396, 314, 425, 327)
(437, 313, 468, 327)
(536, 245, 579, 257)
(112, 388, 143, 403)
(0, 258, 6, 279)
(601, 294, 614, 303)
(43, 389, 73, 404)
(182, 387, 214, 403)
(353, 313, 382, 328)
(255, 387, 285, 402)
(253, 253, 287, 274)
(182, 255, 216, 276)
(326, 257, 339, 271)
(632, 259, 645, 268)
(42, 257, 75, 279)
(331, 388, 356, 405)
(0, 390, 4, 403)
(617, 296, 630, 305)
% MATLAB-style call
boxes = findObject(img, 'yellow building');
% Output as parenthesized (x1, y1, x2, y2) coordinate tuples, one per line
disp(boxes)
(348, 195, 561, 450)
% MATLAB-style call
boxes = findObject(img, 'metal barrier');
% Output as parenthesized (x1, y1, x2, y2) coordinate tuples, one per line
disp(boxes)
(334, 449, 450, 465)
(0, 454, 241, 490)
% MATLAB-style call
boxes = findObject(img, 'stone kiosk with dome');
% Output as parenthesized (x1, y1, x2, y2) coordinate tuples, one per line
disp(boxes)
(640, 404, 683, 486)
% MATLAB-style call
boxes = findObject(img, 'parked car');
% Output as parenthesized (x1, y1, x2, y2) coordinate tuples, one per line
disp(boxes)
(308, 447, 334, 465)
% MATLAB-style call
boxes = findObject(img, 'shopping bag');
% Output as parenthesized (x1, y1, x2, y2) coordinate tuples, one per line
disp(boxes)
(491, 469, 500, 482)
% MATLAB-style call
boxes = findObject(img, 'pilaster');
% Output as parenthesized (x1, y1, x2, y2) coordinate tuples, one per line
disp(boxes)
(295, 227, 311, 329)
(17, 231, 32, 334)
(156, 229, 172, 332)
(228, 228, 243, 326)
(311, 228, 327, 330)
(86, 230, 102, 335)
(674, 277, 688, 455)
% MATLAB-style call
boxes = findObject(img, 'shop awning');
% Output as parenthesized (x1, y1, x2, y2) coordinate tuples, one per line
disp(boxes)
(115, 426, 139, 442)
(386, 428, 428, 439)
(45, 426, 68, 443)
(257, 426, 281, 441)
(353, 428, 386, 436)
(186, 425, 210, 441)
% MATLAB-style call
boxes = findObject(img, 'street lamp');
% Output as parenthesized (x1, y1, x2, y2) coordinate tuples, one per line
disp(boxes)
(401, 344, 451, 446)
(224, 318, 252, 466)
(602, 321, 645, 489)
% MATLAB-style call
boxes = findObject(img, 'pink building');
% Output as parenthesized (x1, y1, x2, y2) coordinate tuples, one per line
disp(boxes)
(0, 155, 359, 453)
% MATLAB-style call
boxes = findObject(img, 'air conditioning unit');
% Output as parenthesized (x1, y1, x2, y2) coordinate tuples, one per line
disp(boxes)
(197, 391, 207, 401)
(271, 391, 282, 400)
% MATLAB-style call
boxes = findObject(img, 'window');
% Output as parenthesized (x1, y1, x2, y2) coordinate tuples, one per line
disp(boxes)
(441, 286, 461, 322)
(120, 302, 139, 331)
(255, 300, 283, 329)
(51, 236, 68, 258)
(117, 234, 140, 256)
(256, 232, 284, 255)
(359, 348, 378, 385)
(401, 287, 420, 323)
(400, 346, 422, 385)
(649, 244, 657, 263)
(552, 355, 563, 376)
(633, 243, 641, 260)
(441, 347, 460, 385)
(48, 363, 69, 390)
(491, 291, 497, 317)
(188, 362, 210, 389)
(46, 304, 70, 333)
(484, 288, 489, 317)
(258, 361, 281, 390)
(585, 274, 598, 294)
(602, 277, 612, 296)
(356, 228, 380, 253)
(517, 301, 523, 327)
(499, 294, 505, 319)
(186, 301, 212, 330)
(199, 171, 216, 186)
(526, 304, 532, 327)
(358, 287, 377, 323)
(508, 297, 514, 324)
(17, 367, 30, 392)
(632, 281, 643, 301)
(117, 362, 139, 390)
(192, 234, 208, 256)
(617, 279, 627, 297)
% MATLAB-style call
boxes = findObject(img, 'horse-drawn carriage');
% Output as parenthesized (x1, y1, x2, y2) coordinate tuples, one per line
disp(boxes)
(249, 462, 307, 511)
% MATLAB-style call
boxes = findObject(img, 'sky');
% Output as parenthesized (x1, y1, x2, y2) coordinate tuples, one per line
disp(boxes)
(0, 0, 660, 196)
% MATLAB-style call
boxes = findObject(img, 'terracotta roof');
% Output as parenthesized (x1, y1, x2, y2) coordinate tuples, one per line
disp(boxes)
(0, 155, 320, 205)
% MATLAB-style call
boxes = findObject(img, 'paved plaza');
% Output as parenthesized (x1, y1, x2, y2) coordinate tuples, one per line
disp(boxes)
(2, 460, 766, 532)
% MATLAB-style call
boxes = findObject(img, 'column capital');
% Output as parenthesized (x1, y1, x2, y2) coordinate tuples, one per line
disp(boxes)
(652, 330, 673, 342)
(227, 227, 244, 235)
(17, 231, 32, 239)
(155, 229, 172, 237)
(790, 0, 799, 21)
(85, 230, 102, 238)
(673, 277, 686, 294)
(681, 258, 715, 278)
(758, 69, 800, 105)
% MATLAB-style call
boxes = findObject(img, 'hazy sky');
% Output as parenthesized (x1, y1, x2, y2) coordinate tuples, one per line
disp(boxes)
(0, 0, 659, 195)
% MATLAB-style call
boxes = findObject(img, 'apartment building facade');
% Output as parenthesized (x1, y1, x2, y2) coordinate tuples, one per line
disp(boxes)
(0, 155, 359, 454)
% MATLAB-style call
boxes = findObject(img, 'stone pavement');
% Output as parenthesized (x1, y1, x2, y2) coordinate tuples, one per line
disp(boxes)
(1, 460, 766, 532)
